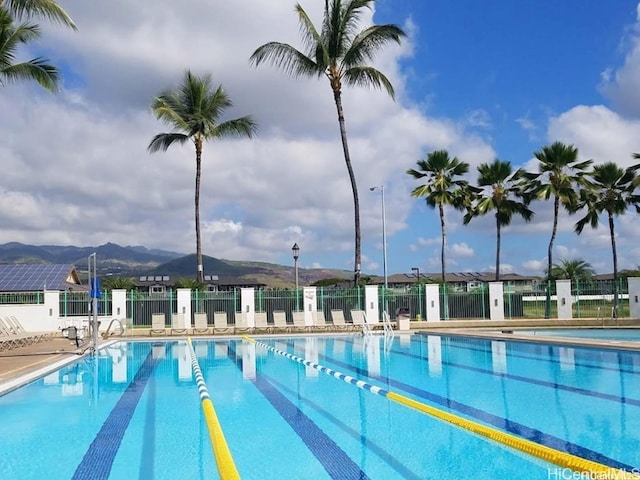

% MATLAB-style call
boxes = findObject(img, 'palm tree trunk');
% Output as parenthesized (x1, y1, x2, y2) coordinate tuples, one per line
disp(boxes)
(495, 214, 501, 282)
(333, 89, 361, 286)
(439, 202, 446, 283)
(545, 196, 560, 319)
(609, 212, 618, 318)
(194, 137, 204, 283)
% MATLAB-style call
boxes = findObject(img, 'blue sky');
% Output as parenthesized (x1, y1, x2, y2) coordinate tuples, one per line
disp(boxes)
(3, 0, 640, 279)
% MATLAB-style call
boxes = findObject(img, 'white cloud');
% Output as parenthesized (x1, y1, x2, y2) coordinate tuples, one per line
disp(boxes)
(599, 3, 640, 117)
(449, 242, 474, 257)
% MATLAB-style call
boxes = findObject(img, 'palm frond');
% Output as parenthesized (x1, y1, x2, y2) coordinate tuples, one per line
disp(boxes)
(5, 0, 76, 30)
(343, 65, 394, 97)
(214, 116, 258, 140)
(1, 57, 59, 91)
(147, 132, 189, 153)
(344, 24, 405, 68)
(250, 42, 321, 79)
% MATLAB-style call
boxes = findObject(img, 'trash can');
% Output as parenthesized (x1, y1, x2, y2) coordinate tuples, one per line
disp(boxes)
(395, 307, 410, 330)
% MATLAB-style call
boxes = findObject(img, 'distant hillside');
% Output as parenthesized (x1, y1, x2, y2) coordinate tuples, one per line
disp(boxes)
(0, 242, 183, 274)
(0, 242, 352, 288)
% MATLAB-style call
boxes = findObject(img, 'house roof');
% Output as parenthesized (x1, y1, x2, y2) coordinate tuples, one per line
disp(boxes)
(0, 264, 83, 291)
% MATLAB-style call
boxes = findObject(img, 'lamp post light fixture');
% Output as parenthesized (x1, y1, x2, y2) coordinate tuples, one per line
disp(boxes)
(292, 243, 300, 291)
(369, 185, 388, 290)
(411, 267, 420, 284)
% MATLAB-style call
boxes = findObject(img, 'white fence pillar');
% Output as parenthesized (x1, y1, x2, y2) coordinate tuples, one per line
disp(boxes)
(43, 290, 60, 331)
(556, 279, 572, 319)
(303, 287, 317, 328)
(112, 289, 127, 321)
(176, 289, 192, 328)
(365, 285, 379, 324)
(489, 282, 505, 321)
(425, 284, 441, 322)
(241, 288, 255, 327)
(629, 278, 640, 319)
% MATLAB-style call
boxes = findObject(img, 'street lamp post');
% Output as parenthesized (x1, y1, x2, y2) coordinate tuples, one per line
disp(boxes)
(370, 186, 388, 290)
(292, 243, 300, 291)
(411, 267, 420, 284)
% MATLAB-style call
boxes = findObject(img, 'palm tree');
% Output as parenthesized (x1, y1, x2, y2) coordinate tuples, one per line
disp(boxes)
(250, 0, 405, 286)
(148, 71, 257, 282)
(547, 258, 595, 282)
(523, 141, 592, 318)
(406, 149, 473, 284)
(463, 159, 534, 281)
(0, 7, 59, 91)
(1, 0, 75, 29)
(574, 161, 640, 318)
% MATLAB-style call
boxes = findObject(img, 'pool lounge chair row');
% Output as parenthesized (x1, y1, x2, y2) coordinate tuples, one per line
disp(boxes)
(148, 310, 371, 336)
(0, 316, 51, 351)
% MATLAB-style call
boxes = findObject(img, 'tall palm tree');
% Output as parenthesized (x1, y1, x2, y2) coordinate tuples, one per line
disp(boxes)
(463, 159, 534, 281)
(406, 149, 473, 284)
(574, 161, 640, 318)
(148, 71, 257, 282)
(0, 7, 59, 91)
(522, 141, 592, 318)
(547, 258, 595, 282)
(1, 0, 75, 29)
(250, 0, 405, 286)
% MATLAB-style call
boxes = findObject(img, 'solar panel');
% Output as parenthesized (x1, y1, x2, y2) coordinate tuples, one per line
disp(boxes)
(139, 276, 147, 282)
(0, 264, 75, 291)
(162, 276, 169, 281)
(204, 275, 211, 281)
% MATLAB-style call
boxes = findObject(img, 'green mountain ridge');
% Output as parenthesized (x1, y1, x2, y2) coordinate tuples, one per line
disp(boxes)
(0, 242, 352, 288)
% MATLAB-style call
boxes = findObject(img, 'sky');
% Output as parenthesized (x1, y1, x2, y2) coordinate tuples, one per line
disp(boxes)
(3, 0, 640, 278)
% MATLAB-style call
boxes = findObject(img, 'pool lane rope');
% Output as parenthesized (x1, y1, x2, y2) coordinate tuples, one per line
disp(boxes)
(186, 338, 240, 480)
(242, 336, 639, 480)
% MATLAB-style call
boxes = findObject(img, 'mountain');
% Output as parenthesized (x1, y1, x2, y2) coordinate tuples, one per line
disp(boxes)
(0, 242, 183, 274)
(0, 242, 353, 288)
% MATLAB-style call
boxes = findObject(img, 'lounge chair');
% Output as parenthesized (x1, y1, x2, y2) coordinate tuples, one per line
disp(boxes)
(254, 312, 271, 334)
(0, 317, 37, 347)
(213, 311, 233, 334)
(150, 313, 168, 336)
(170, 313, 189, 335)
(234, 312, 254, 335)
(292, 311, 309, 332)
(330, 310, 351, 332)
(193, 313, 210, 335)
(351, 309, 367, 333)
(311, 310, 331, 332)
(272, 311, 291, 333)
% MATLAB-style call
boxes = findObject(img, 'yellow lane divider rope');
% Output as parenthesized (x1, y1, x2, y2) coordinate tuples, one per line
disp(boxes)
(186, 338, 240, 480)
(243, 336, 638, 479)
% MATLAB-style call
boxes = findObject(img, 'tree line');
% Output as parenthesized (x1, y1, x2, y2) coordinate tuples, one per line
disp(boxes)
(407, 144, 640, 318)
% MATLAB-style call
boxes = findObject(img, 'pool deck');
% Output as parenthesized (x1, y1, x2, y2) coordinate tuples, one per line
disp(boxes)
(2, 318, 640, 393)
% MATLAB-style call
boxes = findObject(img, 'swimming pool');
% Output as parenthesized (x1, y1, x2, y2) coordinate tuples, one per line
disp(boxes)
(0, 334, 638, 479)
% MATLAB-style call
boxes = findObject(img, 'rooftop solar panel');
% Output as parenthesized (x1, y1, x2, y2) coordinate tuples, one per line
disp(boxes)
(162, 276, 169, 281)
(0, 264, 76, 291)
(139, 276, 147, 281)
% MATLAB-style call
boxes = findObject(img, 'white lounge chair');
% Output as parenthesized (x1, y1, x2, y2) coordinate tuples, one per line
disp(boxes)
(193, 313, 210, 335)
(292, 311, 308, 332)
(234, 312, 254, 335)
(311, 310, 331, 332)
(272, 311, 291, 333)
(150, 313, 168, 336)
(330, 310, 351, 331)
(351, 309, 367, 333)
(213, 311, 233, 334)
(170, 313, 189, 335)
(254, 312, 271, 334)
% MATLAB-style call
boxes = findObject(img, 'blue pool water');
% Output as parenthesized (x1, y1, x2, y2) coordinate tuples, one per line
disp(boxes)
(0, 334, 639, 479)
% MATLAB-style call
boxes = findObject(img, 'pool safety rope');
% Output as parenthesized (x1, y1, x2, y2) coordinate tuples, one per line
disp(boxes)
(242, 336, 639, 479)
(186, 338, 240, 480)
